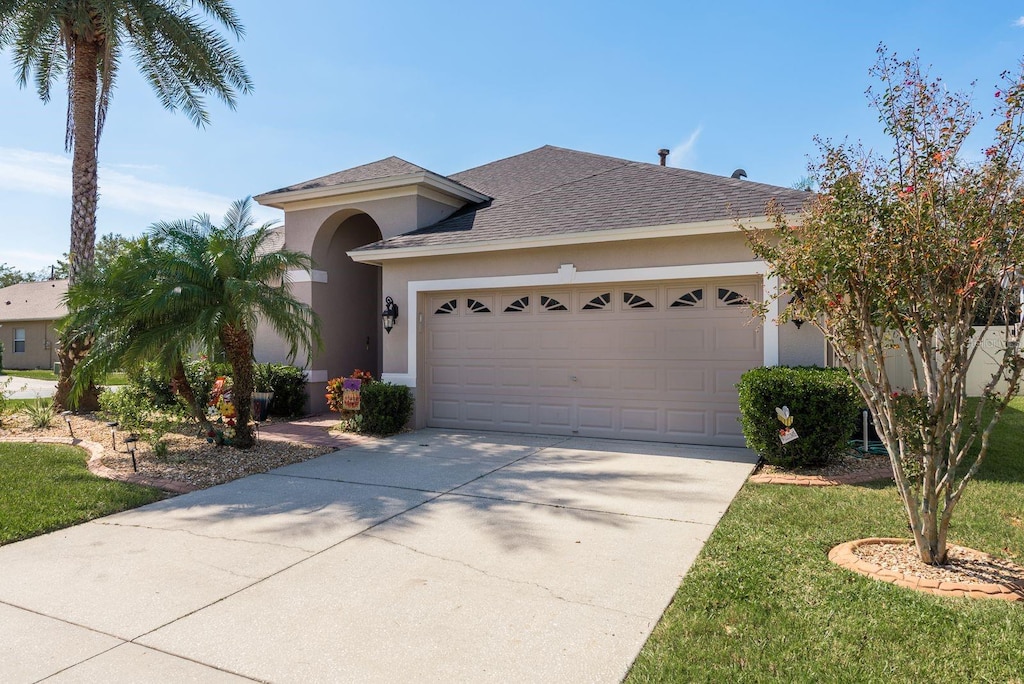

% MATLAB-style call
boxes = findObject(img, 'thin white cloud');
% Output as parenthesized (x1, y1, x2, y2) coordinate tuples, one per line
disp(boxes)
(1015, 16, 1024, 27)
(0, 146, 279, 225)
(668, 126, 702, 168)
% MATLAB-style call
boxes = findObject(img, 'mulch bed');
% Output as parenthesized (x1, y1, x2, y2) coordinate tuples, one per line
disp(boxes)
(0, 412, 336, 492)
(749, 451, 893, 486)
(830, 538, 1024, 601)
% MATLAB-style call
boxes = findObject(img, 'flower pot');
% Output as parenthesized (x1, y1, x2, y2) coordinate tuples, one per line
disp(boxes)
(251, 391, 274, 421)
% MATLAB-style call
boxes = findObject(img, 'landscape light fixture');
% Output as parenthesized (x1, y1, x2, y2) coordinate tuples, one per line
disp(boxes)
(382, 296, 399, 334)
(106, 421, 119, 449)
(60, 410, 74, 438)
(124, 435, 139, 472)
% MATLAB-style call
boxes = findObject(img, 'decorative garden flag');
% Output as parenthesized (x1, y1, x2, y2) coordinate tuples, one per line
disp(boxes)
(342, 377, 362, 411)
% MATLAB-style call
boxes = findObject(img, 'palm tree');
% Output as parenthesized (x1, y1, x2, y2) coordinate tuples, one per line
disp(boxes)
(0, 0, 253, 408)
(64, 198, 322, 448)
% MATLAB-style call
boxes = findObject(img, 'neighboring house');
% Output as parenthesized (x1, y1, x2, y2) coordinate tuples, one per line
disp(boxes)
(0, 279, 67, 371)
(253, 145, 825, 447)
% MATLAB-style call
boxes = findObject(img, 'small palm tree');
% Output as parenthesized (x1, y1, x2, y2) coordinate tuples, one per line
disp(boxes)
(65, 198, 322, 448)
(0, 0, 253, 409)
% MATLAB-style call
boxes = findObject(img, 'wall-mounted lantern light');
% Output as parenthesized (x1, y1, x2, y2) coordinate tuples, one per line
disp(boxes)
(382, 296, 399, 334)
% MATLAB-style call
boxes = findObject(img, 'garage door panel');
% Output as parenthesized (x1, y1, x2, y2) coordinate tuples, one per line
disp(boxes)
(578, 405, 614, 431)
(537, 404, 572, 429)
(715, 411, 745, 437)
(500, 403, 532, 425)
(425, 278, 762, 446)
(499, 366, 533, 387)
(621, 368, 659, 392)
(431, 399, 460, 421)
(621, 408, 659, 433)
(431, 365, 460, 387)
(464, 365, 496, 387)
(464, 401, 496, 425)
(663, 368, 708, 393)
(666, 410, 707, 437)
(430, 330, 460, 352)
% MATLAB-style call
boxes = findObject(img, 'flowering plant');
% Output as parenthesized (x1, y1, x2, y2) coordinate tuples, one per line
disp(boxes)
(326, 369, 376, 413)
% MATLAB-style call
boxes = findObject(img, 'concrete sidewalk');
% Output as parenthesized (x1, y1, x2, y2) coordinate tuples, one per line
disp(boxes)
(0, 429, 756, 683)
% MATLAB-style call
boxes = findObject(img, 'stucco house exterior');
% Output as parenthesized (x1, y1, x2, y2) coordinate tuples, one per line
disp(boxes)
(254, 145, 827, 446)
(0, 279, 66, 371)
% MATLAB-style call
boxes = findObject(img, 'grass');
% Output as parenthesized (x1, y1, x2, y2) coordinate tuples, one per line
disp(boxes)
(0, 442, 165, 545)
(1, 369, 128, 385)
(627, 398, 1024, 683)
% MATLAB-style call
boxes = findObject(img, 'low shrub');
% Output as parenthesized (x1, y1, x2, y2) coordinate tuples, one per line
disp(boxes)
(359, 382, 413, 436)
(125, 362, 177, 407)
(737, 366, 861, 468)
(254, 363, 307, 417)
(21, 397, 54, 429)
(99, 385, 155, 434)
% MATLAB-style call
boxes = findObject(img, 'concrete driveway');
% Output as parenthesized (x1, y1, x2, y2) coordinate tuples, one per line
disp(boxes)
(0, 429, 756, 683)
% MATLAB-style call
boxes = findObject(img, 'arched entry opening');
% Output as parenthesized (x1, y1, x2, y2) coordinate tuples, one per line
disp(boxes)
(311, 211, 383, 394)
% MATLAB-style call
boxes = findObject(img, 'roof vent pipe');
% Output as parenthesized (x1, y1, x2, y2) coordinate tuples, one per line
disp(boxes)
(657, 149, 670, 166)
(731, 168, 747, 180)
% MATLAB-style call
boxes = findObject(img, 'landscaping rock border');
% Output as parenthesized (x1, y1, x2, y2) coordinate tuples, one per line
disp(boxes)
(829, 537, 1024, 601)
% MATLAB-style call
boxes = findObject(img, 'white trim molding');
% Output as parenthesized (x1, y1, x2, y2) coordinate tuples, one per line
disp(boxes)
(348, 215, 799, 264)
(400, 260, 779, 386)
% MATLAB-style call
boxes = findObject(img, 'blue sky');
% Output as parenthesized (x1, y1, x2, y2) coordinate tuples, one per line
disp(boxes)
(1, 1, 1023, 272)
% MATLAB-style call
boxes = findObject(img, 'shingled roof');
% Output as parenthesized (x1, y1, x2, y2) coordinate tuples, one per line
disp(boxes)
(261, 156, 436, 196)
(353, 145, 812, 253)
(0, 280, 68, 322)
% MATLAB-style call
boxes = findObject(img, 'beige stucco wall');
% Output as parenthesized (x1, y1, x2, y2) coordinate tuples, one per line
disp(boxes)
(779, 321, 827, 367)
(2, 320, 58, 370)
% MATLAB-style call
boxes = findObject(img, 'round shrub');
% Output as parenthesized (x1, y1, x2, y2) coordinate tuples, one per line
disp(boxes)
(358, 382, 413, 436)
(737, 366, 861, 468)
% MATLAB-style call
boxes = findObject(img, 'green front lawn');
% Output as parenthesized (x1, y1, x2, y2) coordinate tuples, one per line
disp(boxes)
(628, 399, 1024, 682)
(0, 442, 165, 545)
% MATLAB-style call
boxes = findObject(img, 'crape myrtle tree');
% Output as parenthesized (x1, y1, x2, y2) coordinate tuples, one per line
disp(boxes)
(743, 48, 1024, 565)
(63, 198, 322, 448)
(0, 0, 253, 410)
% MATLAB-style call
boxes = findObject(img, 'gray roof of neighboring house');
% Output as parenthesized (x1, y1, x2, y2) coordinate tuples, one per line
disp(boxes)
(352, 145, 813, 252)
(0, 279, 68, 322)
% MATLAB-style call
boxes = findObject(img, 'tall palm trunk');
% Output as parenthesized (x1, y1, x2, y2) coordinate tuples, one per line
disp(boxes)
(55, 37, 101, 411)
(171, 358, 214, 435)
(220, 324, 255, 448)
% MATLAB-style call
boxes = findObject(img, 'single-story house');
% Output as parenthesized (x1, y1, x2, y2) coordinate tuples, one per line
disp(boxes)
(0, 279, 67, 371)
(253, 145, 827, 447)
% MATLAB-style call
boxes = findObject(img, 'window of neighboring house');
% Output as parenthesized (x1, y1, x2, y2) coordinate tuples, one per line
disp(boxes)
(13, 328, 25, 353)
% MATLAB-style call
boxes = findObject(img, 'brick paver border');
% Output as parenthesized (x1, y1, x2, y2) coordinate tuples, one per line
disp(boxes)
(829, 537, 1024, 601)
(749, 461, 893, 486)
(0, 436, 197, 494)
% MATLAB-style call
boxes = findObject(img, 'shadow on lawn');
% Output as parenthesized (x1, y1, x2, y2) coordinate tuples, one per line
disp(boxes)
(971, 401, 1024, 484)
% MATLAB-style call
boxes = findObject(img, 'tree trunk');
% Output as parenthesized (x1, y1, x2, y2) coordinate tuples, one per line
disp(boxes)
(55, 37, 101, 411)
(171, 358, 213, 435)
(220, 324, 255, 448)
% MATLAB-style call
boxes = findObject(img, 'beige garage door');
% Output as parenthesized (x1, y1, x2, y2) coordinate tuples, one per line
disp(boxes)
(424, 278, 763, 446)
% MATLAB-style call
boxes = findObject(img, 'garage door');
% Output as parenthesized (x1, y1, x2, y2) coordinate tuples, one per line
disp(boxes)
(424, 278, 762, 446)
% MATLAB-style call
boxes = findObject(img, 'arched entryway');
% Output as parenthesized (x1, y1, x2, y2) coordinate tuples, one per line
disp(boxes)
(311, 210, 383, 386)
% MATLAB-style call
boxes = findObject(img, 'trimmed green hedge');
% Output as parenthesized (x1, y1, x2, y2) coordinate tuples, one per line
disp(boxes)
(359, 382, 413, 436)
(737, 366, 861, 468)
